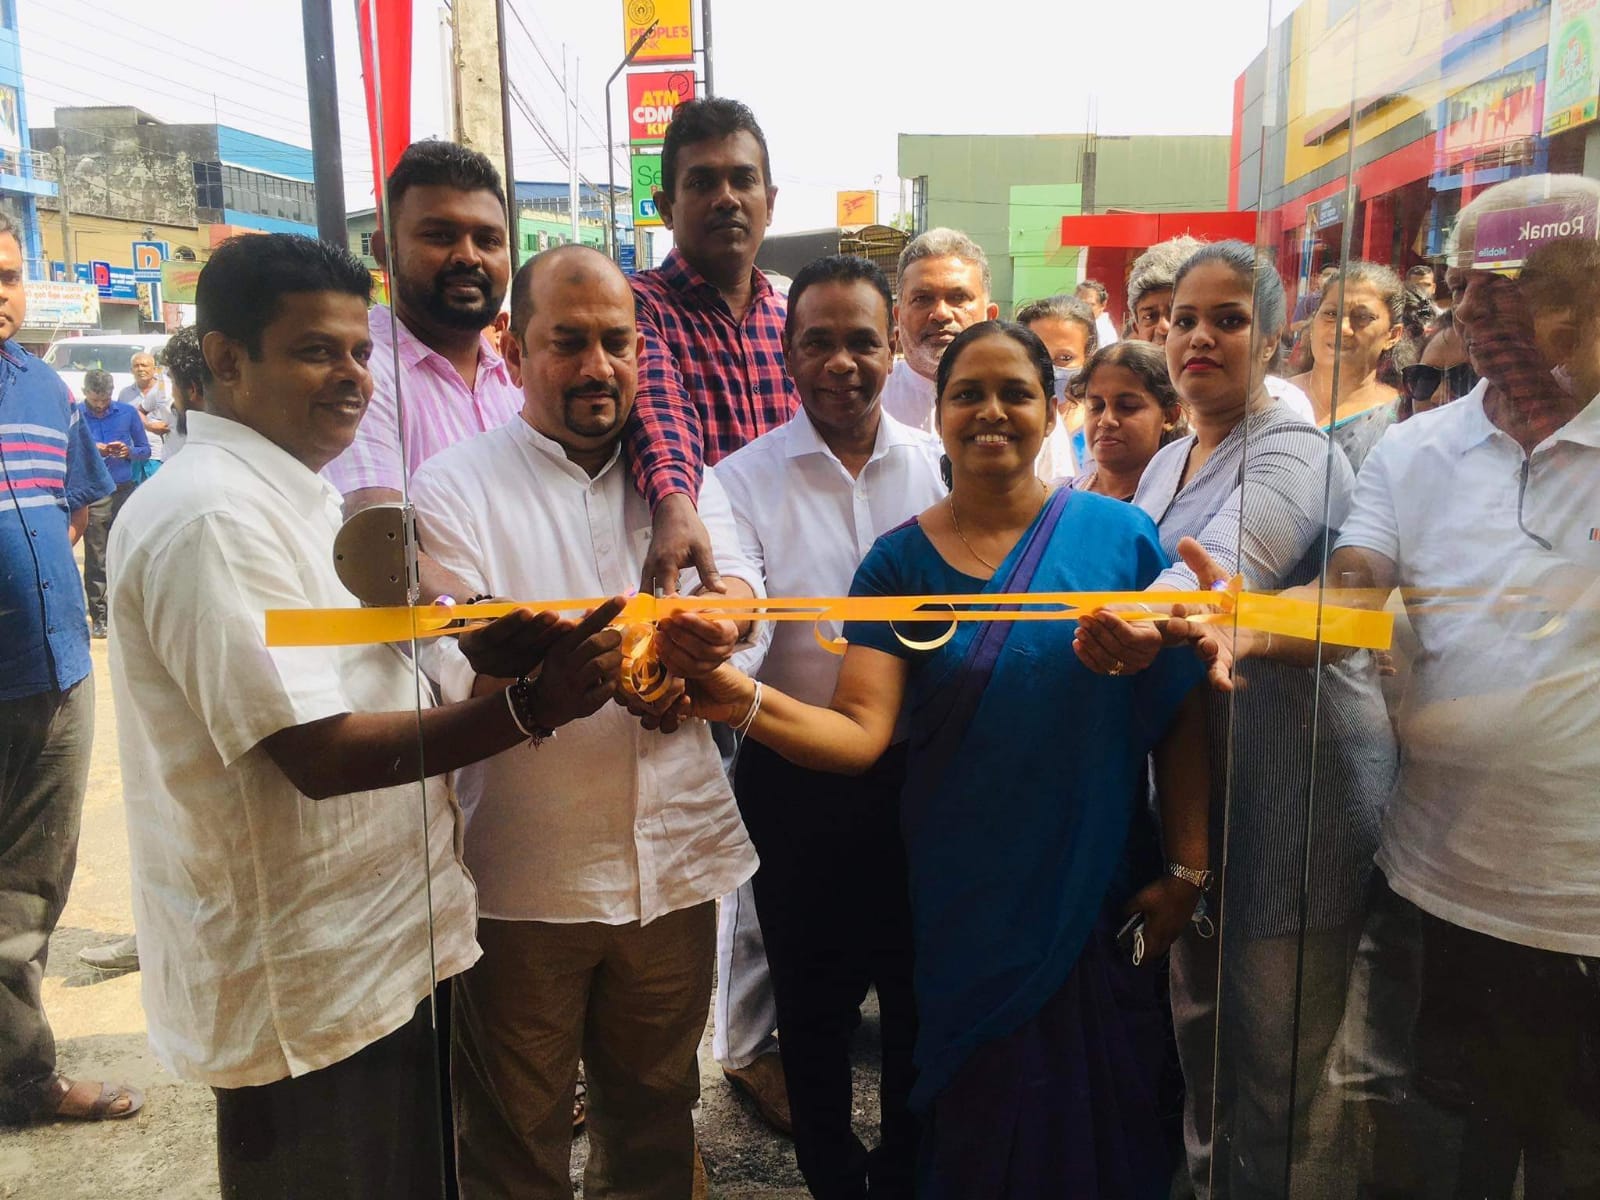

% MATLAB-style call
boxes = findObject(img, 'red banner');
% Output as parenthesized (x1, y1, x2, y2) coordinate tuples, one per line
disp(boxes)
(356, 0, 413, 207)
(627, 69, 697, 145)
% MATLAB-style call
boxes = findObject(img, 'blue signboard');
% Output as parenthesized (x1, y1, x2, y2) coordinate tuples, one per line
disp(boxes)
(74, 261, 140, 302)
(618, 243, 637, 274)
(132, 240, 169, 282)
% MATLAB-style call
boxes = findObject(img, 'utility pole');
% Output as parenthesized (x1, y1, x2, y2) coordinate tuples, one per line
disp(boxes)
(301, 0, 348, 246)
(454, 0, 518, 265)
(605, 21, 656, 263)
(566, 49, 580, 243)
(701, 0, 714, 96)
(53, 144, 74, 278)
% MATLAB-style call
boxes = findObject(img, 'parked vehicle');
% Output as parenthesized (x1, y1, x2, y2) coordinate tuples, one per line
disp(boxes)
(42, 333, 172, 401)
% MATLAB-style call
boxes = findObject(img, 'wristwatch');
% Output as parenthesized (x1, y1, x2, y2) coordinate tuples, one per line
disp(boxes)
(1167, 861, 1214, 892)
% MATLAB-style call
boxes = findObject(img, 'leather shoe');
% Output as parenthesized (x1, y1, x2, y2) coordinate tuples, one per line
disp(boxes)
(79, 934, 139, 972)
(722, 1051, 792, 1136)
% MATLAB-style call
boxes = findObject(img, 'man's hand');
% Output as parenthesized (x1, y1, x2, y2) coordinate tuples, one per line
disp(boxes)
(641, 493, 723, 596)
(458, 607, 568, 680)
(615, 675, 693, 734)
(524, 597, 627, 729)
(654, 611, 740, 679)
(106, 441, 130, 460)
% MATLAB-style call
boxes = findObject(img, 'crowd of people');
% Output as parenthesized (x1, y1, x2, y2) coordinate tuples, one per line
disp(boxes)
(2, 94, 1596, 1200)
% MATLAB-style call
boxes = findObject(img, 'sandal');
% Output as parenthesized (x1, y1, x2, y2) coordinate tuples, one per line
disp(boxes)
(36, 1075, 144, 1123)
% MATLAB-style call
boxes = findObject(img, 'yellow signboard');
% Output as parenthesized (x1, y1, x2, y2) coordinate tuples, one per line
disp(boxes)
(624, 0, 694, 64)
(836, 191, 877, 227)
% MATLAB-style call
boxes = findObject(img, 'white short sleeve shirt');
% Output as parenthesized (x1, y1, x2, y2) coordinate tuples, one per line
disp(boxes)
(1337, 383, 1600, 955)
(107, 412, 478, 1088)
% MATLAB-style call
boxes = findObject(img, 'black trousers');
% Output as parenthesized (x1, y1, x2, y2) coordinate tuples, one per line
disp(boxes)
(735, 739, 920, 1200)
(214, 997, 447, 1200)
(1405, 904, 1600, 1199)
(0, 679, 93, 1121)
(82, 481, 135, 625)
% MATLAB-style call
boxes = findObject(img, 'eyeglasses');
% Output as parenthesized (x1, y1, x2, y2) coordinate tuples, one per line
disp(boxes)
(1401, 362, 1476, 404)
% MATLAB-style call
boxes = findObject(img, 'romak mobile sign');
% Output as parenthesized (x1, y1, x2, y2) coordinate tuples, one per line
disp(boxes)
(623, 0, 693, 64)
(628, 70, 696, 145)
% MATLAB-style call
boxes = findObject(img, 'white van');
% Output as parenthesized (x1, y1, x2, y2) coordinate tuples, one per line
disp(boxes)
(42, 333, 172, 402)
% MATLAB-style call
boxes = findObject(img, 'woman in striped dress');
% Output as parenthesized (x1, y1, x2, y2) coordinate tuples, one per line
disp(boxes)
(1083, 241, 1398, 1199)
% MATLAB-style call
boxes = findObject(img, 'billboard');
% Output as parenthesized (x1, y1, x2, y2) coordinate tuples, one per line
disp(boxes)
(624, 0, 693, 64)
(132, 240, 169, 282)
(24, 281, 100, 329)
(1544, 0, 1600, 135)
(161, 259, 204, 304)
(632, 151, 665, 227)
(628, 69, 697, 145)
(836, 191, 877, 227)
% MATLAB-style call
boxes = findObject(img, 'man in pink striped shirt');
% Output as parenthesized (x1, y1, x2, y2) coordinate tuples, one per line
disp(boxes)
(323, 141, 520, 601)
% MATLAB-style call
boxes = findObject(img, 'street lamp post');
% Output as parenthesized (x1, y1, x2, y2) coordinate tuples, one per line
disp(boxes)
(605, 21, 657, 264)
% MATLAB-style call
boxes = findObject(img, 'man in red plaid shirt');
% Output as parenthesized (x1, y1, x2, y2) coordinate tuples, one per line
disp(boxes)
(627, 97, 800, 596)
(623, 96, 799, 1142)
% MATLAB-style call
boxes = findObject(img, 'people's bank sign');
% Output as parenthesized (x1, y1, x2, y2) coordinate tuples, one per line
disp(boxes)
(623, 0, 693, 63)
(628, 71, 696, 145)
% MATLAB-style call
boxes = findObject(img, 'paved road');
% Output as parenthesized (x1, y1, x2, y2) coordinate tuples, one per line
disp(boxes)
(2, 640, 891, 1199)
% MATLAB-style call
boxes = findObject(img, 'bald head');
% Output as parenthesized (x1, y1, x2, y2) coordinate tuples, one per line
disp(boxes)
(504, 243, 645, 474)
(509, 244, 631, 347)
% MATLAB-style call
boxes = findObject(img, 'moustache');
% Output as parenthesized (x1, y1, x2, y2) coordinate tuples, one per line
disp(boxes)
(435, 270, 493, 293)
(565, 384, 621, 403)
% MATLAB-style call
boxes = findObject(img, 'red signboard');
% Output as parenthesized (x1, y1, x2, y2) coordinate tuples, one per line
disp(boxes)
(627, 70, 697, 145)
(1059, 210, 1258, 248)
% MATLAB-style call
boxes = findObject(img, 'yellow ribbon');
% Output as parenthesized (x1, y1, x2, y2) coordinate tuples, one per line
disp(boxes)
(264, 588, 1394, 653)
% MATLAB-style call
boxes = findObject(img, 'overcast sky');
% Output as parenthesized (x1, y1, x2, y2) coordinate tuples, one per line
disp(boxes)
(19, 0, 1282, 234)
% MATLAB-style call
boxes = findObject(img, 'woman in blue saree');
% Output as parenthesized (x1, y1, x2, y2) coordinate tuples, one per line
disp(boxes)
(667, 322, 1210, 1197)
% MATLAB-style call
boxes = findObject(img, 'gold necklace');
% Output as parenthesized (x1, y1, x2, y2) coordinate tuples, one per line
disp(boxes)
(949, 481, 1047, 573)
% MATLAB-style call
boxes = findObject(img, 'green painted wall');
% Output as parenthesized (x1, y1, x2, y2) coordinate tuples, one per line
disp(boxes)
(899, 133, 1231, 315)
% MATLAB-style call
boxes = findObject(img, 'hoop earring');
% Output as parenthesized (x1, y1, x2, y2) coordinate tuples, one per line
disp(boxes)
(939, 454, 953, 490)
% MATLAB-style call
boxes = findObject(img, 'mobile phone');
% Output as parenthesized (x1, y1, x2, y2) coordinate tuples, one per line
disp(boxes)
(1116, 913, 1147, 966)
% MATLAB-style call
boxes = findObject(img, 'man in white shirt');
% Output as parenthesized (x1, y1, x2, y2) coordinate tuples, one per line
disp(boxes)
(410, 244, 761, 1199)
(711, 254, 944, 1198)
(1075, 278, 1121, 347)
(108, 233, 615, 1198)
(118, 351, 172, 463)
(879, 228, 998, 434)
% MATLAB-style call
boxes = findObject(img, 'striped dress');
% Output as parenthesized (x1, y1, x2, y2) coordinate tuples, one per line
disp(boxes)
(1134, 402, 1397, 937)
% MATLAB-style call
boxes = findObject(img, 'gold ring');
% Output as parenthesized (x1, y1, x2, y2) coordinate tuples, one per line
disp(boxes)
(1109, 660, 1125, 676)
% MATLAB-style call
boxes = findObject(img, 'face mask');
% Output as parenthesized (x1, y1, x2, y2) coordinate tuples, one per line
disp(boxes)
(1052, 367, 1081, 405)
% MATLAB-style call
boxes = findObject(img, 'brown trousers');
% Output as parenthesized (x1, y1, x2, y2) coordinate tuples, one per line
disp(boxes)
(451, 903, 716, 1199)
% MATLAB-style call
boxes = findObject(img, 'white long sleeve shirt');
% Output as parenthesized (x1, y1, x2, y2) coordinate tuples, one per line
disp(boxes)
(410, 415, 761, 925)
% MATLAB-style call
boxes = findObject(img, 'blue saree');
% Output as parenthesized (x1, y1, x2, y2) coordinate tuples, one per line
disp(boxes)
(845, 487, 1201, 1196)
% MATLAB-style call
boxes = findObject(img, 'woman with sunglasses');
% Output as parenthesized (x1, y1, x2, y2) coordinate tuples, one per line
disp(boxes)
(1399, 313, 1478, 420)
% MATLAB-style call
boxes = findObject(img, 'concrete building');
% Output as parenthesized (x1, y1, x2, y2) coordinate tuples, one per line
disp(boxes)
(898, 133, 1232, 320)
(1232, 0, 1583, 300)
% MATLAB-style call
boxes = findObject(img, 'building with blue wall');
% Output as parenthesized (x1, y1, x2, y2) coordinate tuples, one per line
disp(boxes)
(0, 0, 57, 278)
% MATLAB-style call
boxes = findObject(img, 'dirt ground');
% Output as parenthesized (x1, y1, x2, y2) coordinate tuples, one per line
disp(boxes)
(2, 642, 889, 1199)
